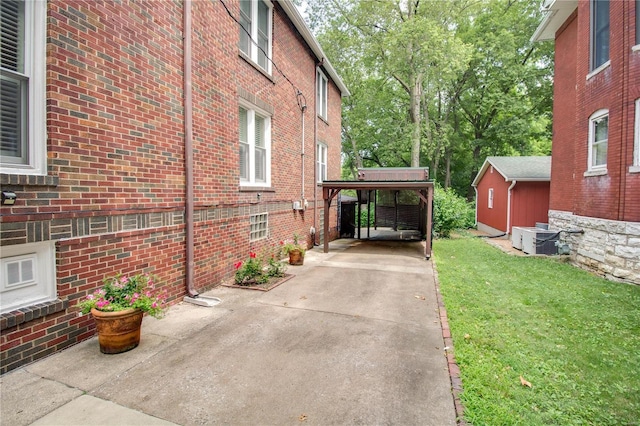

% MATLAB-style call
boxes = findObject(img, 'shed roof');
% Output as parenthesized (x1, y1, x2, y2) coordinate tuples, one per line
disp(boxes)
(472, 156, 551, 186)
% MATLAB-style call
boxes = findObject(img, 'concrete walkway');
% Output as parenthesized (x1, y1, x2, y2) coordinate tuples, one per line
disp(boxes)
(1, 239, 456, 426)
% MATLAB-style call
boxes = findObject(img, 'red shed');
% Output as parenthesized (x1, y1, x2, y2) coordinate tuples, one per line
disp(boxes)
(472, 156, 551, 235)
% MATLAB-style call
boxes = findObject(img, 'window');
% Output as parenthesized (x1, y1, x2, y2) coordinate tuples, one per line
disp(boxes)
(239, 0, 272, 73)
(488, 188, 494, 209)
(317, 69, 328, 120)
(239, 105, 271, 186)
(317, 143, 327, 183)
(250, 213, 268, 241)
(1, 241, 56, 314)
(0, 0, 46, 175)
(590, 0, 610, 71)
(588, 109, 608, 171)
(633, 99, 640, 172)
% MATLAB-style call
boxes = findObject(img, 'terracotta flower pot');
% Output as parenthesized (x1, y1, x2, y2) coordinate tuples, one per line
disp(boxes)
(91, 308, 144, 354)
(288, 249, 304, 265)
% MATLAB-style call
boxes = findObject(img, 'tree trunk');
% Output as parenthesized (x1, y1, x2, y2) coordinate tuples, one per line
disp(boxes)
(409, 77, 422, 167)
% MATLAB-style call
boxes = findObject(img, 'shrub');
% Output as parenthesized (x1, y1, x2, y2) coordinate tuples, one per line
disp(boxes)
(433, 184, 475, 238)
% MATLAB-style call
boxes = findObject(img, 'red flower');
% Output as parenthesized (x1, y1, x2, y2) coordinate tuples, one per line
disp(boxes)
(279, 241, 284, 245)
(249, 252, 256, 259)
(234, 261, 242, 270)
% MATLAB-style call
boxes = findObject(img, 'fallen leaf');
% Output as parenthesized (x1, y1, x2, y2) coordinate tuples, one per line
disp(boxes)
(300, 296, 307, 300)
(283, 302, 288, 307)
(414, 295, 426, 300)
(520, 376, 532, 388)
(464, 333, 471, 340)
(299, 414, 307, 422)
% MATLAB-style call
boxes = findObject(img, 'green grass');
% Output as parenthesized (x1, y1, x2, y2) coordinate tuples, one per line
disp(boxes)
(434, 237, 640, 426)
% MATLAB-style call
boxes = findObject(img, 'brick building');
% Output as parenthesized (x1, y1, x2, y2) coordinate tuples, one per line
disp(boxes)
(533, 0, 639, 284)
(0, 0, 348, 374)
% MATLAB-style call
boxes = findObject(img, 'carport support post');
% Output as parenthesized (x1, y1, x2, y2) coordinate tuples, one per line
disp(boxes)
(425, 186, 433, 259)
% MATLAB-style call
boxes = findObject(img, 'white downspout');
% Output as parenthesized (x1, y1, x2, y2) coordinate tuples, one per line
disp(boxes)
(506, 180, 516, 234)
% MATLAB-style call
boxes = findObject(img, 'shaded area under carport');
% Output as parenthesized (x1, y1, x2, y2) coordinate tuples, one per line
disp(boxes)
(322, 173, 434, 259)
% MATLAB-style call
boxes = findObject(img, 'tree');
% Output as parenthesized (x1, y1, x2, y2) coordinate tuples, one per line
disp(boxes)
(306, 0, 553, 198)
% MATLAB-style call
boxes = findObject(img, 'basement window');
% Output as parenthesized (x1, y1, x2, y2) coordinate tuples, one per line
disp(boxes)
(250, 213, 268, 241)
(1, 241, 56, 314)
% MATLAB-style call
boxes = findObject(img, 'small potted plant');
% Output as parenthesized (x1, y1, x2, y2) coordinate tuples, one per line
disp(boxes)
(281, 233, 306, 265)
(78, 273, 166, 354)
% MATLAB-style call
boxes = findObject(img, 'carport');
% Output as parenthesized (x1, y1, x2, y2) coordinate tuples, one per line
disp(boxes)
(322, 168, 435, 259)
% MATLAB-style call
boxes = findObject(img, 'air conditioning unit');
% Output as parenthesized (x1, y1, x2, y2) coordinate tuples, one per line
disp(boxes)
(292, 201, 302, 210)
(521, 228, 559, 255)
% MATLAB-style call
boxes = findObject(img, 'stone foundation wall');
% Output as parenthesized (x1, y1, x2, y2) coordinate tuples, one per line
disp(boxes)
(549, 210, 640, 285)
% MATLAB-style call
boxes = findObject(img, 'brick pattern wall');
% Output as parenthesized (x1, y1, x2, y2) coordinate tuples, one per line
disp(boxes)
(1, 0, 343, 374)
(549, 11, 577, 212)
(554, 1, 640, 221)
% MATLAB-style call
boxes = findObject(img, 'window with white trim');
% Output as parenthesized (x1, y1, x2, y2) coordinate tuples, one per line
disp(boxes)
(1, 241, 56, 314)
(488, 188, 494, 209)
(250, 213, 268, 241)
(588, 109, 608, 171)
(590, 0, 610, 71)
(0, 0, 47, 175)
(239, 0, 272, 73)
(633, 99, 640, 171)
(317, 142, 327, 183)
(317, 69, 328, 120)
(239, 105, 271, 186)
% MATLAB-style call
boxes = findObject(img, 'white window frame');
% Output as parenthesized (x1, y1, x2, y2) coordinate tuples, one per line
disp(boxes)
(317, 142, 327, 183)
(590, 0, 610, 72)
(317, 69, 328, 120)
(488, 188, 494, 209)
(238, 0, 273, 74)
(587, 109, 608, 173)
(250, 213, 268, 241)
(0, 241, 56, 314)
(632, 99, 640, 173)
(239, 102, 271, 187)
(0, 0, 47, 176)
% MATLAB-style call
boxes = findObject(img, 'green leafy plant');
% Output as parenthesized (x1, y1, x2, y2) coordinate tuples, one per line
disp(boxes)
(433, 184, 475, 238)
(281, 233, 306, 256)
(234, 251, 287, 286)
(78, 273, 166, 318)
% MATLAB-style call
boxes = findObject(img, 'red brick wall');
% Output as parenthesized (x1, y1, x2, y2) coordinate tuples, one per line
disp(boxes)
(1, 0, 343, 374)
(552, 1, 639, 221)
(476, 166, 510, 233)
(549, 12, 577, 213)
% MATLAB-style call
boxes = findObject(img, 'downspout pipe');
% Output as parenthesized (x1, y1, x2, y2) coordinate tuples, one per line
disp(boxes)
(297, 91, 306, 202)
(184, 0, 197, 297)
(506, 180, 516, 235)
(313, 59, 324, 245)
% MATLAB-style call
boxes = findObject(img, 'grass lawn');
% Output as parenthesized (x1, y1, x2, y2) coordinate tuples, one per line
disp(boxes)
(434, 236, 640, 426)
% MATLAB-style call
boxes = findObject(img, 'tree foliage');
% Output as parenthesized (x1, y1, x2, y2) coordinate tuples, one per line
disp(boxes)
(304, 0, 553, 198)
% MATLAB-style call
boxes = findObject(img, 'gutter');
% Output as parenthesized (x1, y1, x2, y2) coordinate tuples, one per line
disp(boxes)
(278, 1, 349, 97)
(184, 0, 197, 297)
(506, 180, 517, 234)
